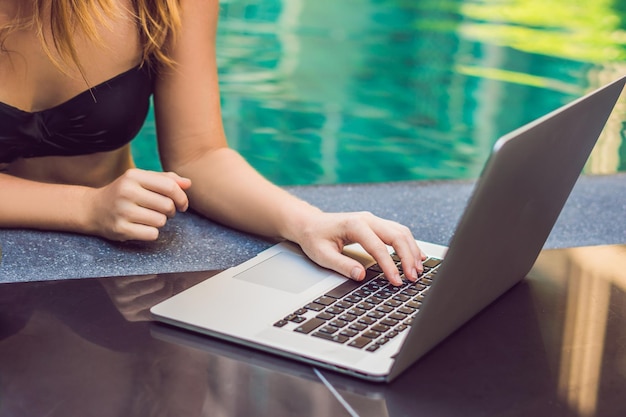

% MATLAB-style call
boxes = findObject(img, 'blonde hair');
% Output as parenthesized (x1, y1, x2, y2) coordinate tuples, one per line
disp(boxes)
(1, 0, 181, 73)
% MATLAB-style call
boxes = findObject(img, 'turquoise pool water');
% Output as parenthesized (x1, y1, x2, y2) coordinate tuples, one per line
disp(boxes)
(132, 0, 626, 185)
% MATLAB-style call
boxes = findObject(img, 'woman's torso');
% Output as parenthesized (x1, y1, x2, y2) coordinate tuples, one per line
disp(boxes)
(0, 0, 149, 187)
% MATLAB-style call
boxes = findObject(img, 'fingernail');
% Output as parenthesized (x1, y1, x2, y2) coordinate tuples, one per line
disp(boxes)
(411, 268, 419, 281)
(351, 267, 363, 281)
(393, 273, 402, 286)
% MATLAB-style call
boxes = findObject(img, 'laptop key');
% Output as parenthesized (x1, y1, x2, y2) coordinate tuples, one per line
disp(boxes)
(330, 319, 348, 328)
(381, 318, 399, 327)
(389, 312, 407, 321)
(324, 280, 361, 299)
(366, 296, 384, 305)
(375, 305, 393, 314)
(349, 323, 367, 332)
(325, 306, 345, 315)
(304, 302, 325, 312)
(397, 306, 414, 315)
(363, 330, 381, 339)
(376, 337, 390, 345)
(340, 329, 358, 338)
(419, 278, 433, 286)
(312, 332, 349, 344)
(319, 325, 340, 335)
(343, 295, 362, 304)
(314, 296, 336, 306)
(348, 307, 366, 316)
(356, 302, 375, 310)
(348, 336, 372, 349)
(371, 323, 390, 333)
(423, 258, 442, 268)
(366, 311, 385, 320)
(358, 316, 376, 326)
(316, 312, 334, 321)
(401, 288, 419, 296)
(338, 313, 357, 322)
(325, 270, 377, 299)
(384, 299, 402, 308)
(386, 330, 399, 339)
(353, 289, 372, 298)
(393, 294, 410, 302)
(294, 318, 325, 334)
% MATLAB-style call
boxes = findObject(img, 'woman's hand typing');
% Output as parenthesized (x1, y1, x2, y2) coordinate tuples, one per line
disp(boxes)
(290, 211, 426, 286)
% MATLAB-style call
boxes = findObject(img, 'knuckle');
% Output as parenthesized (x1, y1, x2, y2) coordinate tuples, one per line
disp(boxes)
(393, 225, 411, 239)
(123, 168, 140, 180)
(109, 221, 129, 240)
(116, 180, 135, 198)
(165, 200, 177, 215)
(162, 179, 179, 197)
(357, 211, 374, 221)
(344, 212, 370, 228)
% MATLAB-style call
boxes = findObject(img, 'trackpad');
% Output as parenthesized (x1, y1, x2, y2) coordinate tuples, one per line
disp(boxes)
(233, 251, 332, 293)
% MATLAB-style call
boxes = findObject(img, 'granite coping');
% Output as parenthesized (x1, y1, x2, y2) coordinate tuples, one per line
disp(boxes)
(1, 173, 624, 283)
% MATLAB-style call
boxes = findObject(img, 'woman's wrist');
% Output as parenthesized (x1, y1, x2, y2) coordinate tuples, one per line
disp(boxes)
(277, 199, 324, 245)
(72, 185, 98, 236)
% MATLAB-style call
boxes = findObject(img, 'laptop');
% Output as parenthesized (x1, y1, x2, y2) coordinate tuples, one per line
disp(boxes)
(151, 76, 626, 382)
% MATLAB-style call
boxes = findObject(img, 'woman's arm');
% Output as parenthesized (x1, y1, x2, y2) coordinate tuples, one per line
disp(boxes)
(0, 169, 190, 241)
(0, 172, 92, 233)
(154, 0, 424, 284)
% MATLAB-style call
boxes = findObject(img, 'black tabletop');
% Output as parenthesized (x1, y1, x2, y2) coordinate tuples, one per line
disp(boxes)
(1, 245, 626, 417)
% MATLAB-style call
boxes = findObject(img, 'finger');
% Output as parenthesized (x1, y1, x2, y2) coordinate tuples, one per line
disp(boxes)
(131, 171, 190, 212)
(345, 224, 402, 286)
(367, 219, 425, 283)
(395, 240, 423, 282)
(389, 230, 424, 282)
(304, 242, 367, 282)
(118, 200, 168, 228)
(164, 171, 192, 190)
(110, 220, 160, 241)
(134, 187, 179, 218)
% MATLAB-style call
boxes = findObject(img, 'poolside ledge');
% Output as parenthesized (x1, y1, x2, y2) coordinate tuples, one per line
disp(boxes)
(1, 174, 624, 283)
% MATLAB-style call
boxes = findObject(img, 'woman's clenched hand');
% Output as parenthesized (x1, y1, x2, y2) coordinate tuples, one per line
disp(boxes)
(83, 168, 191, 241)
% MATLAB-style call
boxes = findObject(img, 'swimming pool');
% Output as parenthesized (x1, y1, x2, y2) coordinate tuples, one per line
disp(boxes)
(132, 0, 626, 185)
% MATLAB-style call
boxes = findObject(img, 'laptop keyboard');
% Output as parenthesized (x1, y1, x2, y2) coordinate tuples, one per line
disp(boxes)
(273, 254, 443, 352)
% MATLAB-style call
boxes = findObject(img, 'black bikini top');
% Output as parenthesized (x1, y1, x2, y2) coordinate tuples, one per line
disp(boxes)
(0, 65, 153, 163)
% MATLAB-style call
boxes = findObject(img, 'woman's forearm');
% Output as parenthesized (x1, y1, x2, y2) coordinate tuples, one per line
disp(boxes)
(170, 148, 321, 241)
(0, 173, 91, 233)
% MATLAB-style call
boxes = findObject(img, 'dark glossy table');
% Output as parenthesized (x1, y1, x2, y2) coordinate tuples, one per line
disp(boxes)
(1, 245, 626, 417)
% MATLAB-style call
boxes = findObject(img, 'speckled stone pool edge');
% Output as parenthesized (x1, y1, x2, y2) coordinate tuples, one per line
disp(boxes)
(1, 174, 624, 283)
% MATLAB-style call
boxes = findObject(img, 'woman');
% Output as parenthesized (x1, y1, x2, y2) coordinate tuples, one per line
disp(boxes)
(0, 0, 424, 285)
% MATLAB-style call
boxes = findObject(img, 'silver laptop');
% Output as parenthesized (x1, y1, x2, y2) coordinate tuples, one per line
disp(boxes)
(151, 76, 626, 382)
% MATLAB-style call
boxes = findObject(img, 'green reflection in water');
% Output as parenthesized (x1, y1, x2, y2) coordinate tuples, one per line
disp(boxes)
(461, 0, 626, 63)
(132, 0, 626, 185)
